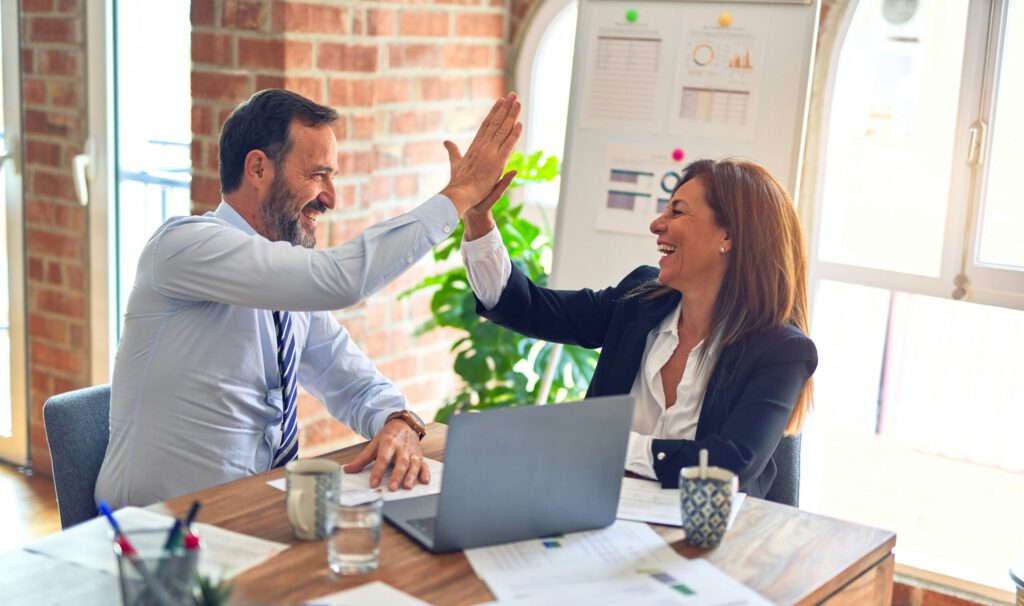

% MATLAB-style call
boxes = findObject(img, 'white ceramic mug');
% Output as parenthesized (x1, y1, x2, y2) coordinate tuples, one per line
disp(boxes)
(285, 459, 341, 540)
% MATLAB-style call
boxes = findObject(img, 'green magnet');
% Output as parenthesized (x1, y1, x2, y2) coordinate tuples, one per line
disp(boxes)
(625, 9, 638, 22)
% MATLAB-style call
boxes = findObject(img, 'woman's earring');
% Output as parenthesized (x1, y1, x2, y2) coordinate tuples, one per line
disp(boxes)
(719, 246, 727, 254)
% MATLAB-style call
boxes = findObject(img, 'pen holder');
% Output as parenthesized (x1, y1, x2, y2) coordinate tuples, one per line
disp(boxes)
(113, 528, 201, 606)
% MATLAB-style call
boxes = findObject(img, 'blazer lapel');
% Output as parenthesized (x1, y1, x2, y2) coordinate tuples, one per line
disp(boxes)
(595, 293, 680, 396)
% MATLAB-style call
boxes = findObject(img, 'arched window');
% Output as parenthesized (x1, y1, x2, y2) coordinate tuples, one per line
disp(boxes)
(513, 0, 578, 207)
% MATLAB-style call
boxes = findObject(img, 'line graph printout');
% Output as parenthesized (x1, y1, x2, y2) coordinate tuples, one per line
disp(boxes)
(580, 2, 677, 132)
(668, 6, 770, 141)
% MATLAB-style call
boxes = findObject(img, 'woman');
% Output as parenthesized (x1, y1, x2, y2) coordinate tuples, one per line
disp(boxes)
(460, 158, 816, 499)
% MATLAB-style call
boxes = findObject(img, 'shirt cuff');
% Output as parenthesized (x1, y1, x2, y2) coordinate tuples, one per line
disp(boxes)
(461, 224, 511, 311)
(371, 407, 407, 437)
(625, 432, 657, 479)
(460, 223, 504, 255)
(410, 194, 459, 245)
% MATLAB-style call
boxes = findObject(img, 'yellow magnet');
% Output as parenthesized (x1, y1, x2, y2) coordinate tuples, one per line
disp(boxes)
(718, 12, 732, 28)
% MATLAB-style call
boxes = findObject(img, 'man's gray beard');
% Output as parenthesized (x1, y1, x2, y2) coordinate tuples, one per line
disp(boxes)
(262, 175, 315, 249)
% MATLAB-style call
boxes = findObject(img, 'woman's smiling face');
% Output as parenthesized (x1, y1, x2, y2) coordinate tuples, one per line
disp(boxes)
(649, 177, 731, 292)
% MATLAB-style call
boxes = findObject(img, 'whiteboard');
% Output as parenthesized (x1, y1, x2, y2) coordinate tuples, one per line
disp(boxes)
(551, 0, 819, 290)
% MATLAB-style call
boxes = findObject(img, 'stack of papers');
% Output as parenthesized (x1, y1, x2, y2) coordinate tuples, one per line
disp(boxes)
(466, 520, 770, 605)
(24, 506, 288, 580)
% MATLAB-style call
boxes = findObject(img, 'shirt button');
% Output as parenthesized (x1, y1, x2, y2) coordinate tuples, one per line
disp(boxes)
(406, 256, 413, 264)
(657, 452, 666, 461)
(443, 225, 451, 233)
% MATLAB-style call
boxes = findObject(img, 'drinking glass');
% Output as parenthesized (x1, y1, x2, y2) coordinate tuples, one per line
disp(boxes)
(327, 489, 383, 575)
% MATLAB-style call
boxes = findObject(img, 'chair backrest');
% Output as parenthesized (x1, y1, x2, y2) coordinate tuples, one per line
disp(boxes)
(764, 435, 801, 507)
(43, 384, 111, 528)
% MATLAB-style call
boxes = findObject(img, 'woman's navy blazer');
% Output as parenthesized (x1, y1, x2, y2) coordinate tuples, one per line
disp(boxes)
(477, 264, 818, 498)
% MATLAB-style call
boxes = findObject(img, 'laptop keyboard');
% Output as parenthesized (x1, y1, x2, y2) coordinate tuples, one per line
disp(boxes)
(407, 516, 437, 540)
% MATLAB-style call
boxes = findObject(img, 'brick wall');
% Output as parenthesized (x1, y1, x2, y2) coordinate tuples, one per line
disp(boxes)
(21, 0, 90, 475)
(191, 0, 509, 456)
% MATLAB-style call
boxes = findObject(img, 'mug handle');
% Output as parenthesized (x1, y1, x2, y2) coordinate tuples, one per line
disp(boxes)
(286, 488, 311, 535)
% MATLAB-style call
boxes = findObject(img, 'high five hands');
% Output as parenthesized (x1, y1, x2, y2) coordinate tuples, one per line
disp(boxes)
(440, 92, 522, 220)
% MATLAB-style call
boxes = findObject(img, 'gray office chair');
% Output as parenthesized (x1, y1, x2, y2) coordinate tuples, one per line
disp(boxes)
(764, 435, 801, 507)
(42, 384, 111, 528)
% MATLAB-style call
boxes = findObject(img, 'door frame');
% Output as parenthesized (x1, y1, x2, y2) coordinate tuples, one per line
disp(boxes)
(86, 0, 115, 385)
(0, 0, 27, 466)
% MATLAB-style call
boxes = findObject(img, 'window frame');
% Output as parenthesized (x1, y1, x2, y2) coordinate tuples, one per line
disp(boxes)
(510, 0, 576, 157)
(808, 0, 1023, 310)
(803, 0, 1021, 596)
(962, 0, 1024, 306)
(86, 0, 117, 383)
(0, 0, 28, 466)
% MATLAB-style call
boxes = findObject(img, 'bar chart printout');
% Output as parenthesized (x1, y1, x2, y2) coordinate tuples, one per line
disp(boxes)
(596, 144, 684, 237)
(580, 3, 676, 132)
(668, 6, 770, 141)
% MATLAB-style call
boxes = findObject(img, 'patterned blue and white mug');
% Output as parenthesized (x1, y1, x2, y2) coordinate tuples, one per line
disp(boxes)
(679, 464, 738, 548)
(286, 459, 341, 540)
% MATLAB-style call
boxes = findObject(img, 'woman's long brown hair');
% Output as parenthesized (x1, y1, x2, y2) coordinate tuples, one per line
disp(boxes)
(642, 159, 813, 434)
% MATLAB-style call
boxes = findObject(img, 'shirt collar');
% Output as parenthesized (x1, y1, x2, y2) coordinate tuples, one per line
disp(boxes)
(656, 303, 682, 337)
(212, 201, 259, 236)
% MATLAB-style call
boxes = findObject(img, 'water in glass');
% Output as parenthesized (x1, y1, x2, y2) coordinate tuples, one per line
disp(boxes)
(328, 494, 382, 575)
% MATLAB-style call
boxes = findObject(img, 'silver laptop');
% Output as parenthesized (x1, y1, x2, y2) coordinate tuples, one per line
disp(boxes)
(383, 395, 635, 553)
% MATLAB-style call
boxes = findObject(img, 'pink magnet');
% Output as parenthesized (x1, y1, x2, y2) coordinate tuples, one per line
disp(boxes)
(672, 148, 685, 162)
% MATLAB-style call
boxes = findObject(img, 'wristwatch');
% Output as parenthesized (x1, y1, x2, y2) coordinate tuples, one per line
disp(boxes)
(386, 409, 427, 440)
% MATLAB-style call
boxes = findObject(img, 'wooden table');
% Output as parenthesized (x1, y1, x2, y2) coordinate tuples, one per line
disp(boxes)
(150, 424, 896, 605)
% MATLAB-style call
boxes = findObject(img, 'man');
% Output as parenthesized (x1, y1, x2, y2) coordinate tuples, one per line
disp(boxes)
(95, 89, 521, 507)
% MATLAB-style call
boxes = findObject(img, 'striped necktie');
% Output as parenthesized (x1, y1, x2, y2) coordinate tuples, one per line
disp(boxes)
(272, 310, 299, 467)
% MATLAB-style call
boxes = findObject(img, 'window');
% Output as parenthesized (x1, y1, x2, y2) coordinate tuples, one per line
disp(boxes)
(805, 0, 1023, 594)
(86, 0, 192, 374)
(114, 1, 192, 336)
(514, 0, 577, 208)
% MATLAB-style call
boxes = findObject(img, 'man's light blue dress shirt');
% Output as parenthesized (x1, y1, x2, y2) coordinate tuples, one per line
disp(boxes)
(95, 196, 457, 508)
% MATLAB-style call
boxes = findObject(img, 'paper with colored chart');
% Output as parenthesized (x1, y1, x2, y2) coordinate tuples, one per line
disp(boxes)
(465, 520, 770, 604)
(667, 5, 770, 141)
(596, 143, 687, 237)
(267, 457, 444, 502)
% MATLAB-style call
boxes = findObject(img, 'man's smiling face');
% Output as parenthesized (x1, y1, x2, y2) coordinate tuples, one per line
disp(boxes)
(261, 122, 338, 248)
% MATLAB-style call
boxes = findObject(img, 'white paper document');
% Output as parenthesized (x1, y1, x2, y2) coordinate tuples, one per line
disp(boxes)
(24, 506, 288, 580)
(1, 549, 118, 606)
(580, 2, 677, 132)
(618, 477, 746, 530)
(668, 6, 770, 141)
(465, 520, 769, 605)
(302, 581, 431, 606)
(267, 458, 444, 502)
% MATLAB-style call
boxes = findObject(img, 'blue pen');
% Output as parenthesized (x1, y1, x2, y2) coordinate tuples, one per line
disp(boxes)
(98, 501, 179, 606)
(98, 501, 123, 536)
